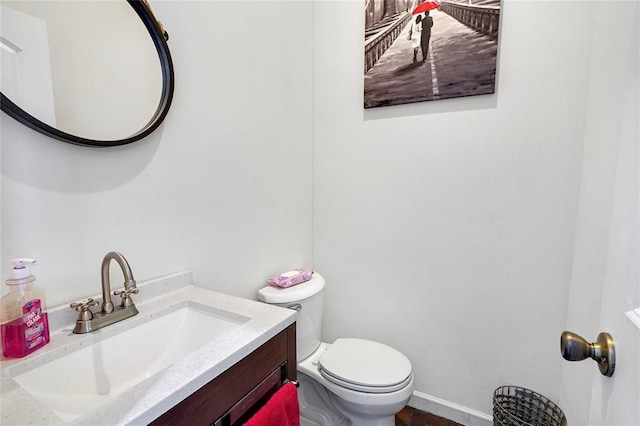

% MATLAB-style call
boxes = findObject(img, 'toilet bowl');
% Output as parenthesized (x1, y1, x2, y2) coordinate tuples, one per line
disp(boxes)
(258, 272, 415, 426)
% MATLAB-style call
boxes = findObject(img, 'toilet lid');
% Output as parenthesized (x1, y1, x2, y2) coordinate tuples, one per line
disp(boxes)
(318, 338, 412, 392)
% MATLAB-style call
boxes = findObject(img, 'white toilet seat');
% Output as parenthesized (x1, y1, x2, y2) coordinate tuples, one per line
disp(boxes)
(320, 368, 413, 393)
(317, 338, 413, 394)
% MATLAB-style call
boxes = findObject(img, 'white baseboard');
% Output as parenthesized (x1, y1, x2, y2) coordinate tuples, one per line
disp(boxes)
(408, 391, 493, 426)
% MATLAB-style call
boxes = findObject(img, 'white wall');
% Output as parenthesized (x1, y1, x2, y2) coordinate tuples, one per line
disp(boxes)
(312, 0, 615, 418)
(1, 1, 314, 307)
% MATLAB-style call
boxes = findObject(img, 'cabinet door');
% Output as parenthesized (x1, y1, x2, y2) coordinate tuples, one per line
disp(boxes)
(217, 365, 285, 425)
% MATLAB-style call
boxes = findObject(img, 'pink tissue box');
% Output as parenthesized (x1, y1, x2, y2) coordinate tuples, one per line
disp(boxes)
(268, 269, 313, 288)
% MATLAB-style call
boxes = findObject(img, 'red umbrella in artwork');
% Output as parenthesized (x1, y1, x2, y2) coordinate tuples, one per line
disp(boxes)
(412, 1, 440, 14)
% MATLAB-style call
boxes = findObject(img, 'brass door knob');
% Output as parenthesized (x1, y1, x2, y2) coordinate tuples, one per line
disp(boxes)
(560, 331, 615, 377)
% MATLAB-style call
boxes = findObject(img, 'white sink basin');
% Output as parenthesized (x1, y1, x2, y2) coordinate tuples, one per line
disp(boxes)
(12, 301, 250, 422)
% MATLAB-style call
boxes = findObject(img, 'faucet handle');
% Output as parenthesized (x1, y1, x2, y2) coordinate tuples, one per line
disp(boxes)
(114, 287, 139, 307)
(114, 287, 139, 298)
(70, 298, 99, 321)
(70, 298, 98, 311)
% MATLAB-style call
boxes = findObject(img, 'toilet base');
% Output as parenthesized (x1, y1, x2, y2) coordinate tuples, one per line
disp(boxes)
(298, 372, 350, 426)
(300, 416, 323, 426)
(300, 414, 395, 426)
(297, 368, 408, 426)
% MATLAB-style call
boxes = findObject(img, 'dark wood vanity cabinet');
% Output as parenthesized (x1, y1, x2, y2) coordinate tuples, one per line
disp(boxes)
(150, 323, 296, 426)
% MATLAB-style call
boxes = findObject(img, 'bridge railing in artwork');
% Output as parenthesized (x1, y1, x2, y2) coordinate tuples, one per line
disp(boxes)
(364, 12, 412, 73)
(440, 1, 500, 40)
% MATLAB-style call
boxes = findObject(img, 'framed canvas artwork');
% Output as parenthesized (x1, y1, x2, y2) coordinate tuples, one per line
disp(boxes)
(364, 0, 501, 108)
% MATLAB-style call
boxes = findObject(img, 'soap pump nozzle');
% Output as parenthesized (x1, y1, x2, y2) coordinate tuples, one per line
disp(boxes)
(9, 259, 37, 282)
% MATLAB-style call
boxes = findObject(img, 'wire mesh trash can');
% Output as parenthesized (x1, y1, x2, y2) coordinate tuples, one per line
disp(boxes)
(493, 386, 567, 426)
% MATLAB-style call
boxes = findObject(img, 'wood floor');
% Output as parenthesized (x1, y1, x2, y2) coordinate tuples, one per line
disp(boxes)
(395, 406, 464, 426)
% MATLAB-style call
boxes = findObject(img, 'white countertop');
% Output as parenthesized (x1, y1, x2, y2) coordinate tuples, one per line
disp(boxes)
(0, 272, 296, 425)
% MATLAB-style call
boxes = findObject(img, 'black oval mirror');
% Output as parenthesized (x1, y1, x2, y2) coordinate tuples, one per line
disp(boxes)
(0, 0, 174, 147)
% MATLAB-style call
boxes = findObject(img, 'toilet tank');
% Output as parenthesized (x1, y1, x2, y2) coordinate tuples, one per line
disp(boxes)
(257, 272, 326, 361)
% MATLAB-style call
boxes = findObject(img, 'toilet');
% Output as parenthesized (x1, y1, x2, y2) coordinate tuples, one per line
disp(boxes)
(258, 272, 414, 426)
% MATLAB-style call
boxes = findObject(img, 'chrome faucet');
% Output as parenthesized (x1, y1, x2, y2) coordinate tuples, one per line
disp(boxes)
(101, 251, 137, 314)
(70, 252, 139, 334)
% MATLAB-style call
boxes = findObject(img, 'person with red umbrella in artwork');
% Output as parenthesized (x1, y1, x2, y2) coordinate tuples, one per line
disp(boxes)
(420, 10, 434, 61)
(411, 1, 439, 62)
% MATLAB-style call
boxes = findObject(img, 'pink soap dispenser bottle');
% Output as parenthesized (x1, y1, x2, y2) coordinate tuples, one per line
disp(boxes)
(1, 259, 50, 358)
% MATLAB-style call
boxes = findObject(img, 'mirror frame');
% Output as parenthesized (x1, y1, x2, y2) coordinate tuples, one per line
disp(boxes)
(0, 0, 174, 147)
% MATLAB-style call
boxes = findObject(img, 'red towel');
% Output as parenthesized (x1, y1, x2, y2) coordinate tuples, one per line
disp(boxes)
(244, 382, 300, 426)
